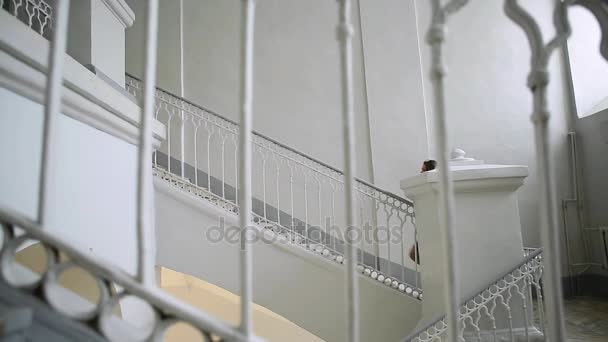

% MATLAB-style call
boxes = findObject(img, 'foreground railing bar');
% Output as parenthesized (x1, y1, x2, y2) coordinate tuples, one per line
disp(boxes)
(135, 0, 159, 285)
(402, 248, 543, 342)
(0, 207, 249, 342)
(427, 1, 468, 340)
(238, 0, 256, 337)
(337, 0, 360, 340)
(125, 74, 414, 207)
(37, 0, 70, 226)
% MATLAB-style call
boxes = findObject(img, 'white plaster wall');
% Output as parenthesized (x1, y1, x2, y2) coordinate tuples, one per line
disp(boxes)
(566, 5, 608, 274)
(574, 109, 608, 270)
(154, 179, 421, 342)
(358, 0, 429, 193)
(414, 0, 574, 250)
(178, 0, 373, 182)
(124, 0, 427, 269)
(0, 87, 139, 275)
(567, 6, 608, 118)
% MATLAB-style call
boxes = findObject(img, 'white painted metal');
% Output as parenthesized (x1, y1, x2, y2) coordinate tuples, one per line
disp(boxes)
(503, 1, 572, 340)
(37, 0, 70, 226)
(0, 0, 261, 339)
(135, 0, 159, 286)
(426, 1, 469, 341)
(179, 0, 185, 179)
(0, 207, 252, 341)
(404, 249, 545, 342)
(337, 0, 359, 341)
(238, 0, 256, 337)
(4, 0, 54, 37)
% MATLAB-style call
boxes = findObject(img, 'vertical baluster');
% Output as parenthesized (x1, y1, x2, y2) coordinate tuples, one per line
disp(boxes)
(136, 0, 159, 285)
(487, 297, 498, 342)
(25, 1, 34, 28)
(526, 273, 535, 340)
(274, 154, 281, 225)
(533, 269, 546, 334)
(167, 107, 175, 174)
(180, 111, 185, 178)
(233, 133, 239, 203)
(371, 194, 380, 270)
(192, 116, 200, 185)
(205, 121, 213, 192)
(337, 0, 359, 340)
(37, 5, 46, 35)
(427, 1, 470, 339)
(518, 278, 531, 342)
(238, 0, 256, 336)
(261, 150, 267, 219)
(314, 173, 322, 243)
(153, 101, 160, 168)
(353, 191, 360, 264)
(506, 287, 515, 341)
(221, 131, 227, 199)
(398, 210, 406, 283)
(304, 169, 309, 241)
(383, 205, 393, 279)
(288, 161, 295, 236)
(13, 0, 22, 16)
(330, 180, 337, 252)
(38, 0, 70, 226)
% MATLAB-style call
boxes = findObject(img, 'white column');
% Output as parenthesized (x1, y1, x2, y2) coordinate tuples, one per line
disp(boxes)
(401, 151, 528, 323)
(67, 0, 134, 86)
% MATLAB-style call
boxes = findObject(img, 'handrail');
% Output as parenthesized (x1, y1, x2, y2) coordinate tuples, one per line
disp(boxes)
(402, 248, 544, 341)
(125, 73, 414, 207)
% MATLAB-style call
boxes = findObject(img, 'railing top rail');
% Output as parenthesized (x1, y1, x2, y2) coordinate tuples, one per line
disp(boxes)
(401, 247, 543, 342)
(125, 73, 414, 207)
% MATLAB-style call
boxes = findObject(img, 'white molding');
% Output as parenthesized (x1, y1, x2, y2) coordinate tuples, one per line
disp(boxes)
(0, 11, 165, 148)
(401, 164, 529, 195)
(99, 0, 135, 28)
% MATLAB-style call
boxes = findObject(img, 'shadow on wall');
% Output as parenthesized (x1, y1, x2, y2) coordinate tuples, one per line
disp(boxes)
(158, 267, 324, 342)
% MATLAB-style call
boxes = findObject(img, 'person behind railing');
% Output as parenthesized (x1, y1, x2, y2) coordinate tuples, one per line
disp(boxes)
(409, 160, 437, 264)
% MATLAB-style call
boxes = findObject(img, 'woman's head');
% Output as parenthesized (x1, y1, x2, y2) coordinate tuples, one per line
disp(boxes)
(421, 160, 437, 173)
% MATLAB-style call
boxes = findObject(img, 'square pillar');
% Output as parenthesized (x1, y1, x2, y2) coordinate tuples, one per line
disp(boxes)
(67, 0, 134, 87)
(401, 152, 528, 323)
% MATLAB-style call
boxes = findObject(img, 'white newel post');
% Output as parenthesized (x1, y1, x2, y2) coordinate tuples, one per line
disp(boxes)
(401, 150, 528, 324)
(67, 0, 134, 87)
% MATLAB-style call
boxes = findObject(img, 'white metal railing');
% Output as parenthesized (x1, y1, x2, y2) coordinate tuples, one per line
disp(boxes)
(0, 0, 259, 341)
(1, 0, 54, 38)
(403, 249, 545, 342)
(125, 77, 422, 298)
(410, 1, 608, 341)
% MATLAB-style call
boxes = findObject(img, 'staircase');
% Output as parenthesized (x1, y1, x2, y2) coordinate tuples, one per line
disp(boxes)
(0, 1, 551, 341)
(125, 75, 423, 300)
